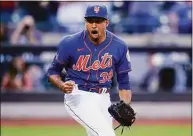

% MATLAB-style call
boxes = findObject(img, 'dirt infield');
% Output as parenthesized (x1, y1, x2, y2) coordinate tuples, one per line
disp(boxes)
(1, 118, 191, 126)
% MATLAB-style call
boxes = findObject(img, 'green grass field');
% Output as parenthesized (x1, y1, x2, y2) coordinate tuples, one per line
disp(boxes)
(1, 125, 191, 136)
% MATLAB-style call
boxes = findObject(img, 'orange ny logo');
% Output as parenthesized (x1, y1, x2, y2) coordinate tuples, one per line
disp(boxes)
(94, 6, 100, 13)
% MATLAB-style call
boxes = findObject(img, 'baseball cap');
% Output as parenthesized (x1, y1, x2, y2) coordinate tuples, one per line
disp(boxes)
(84, 5, 108, 19)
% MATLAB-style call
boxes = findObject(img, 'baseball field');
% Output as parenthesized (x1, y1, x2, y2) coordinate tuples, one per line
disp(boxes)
(1, 118, 191, 136)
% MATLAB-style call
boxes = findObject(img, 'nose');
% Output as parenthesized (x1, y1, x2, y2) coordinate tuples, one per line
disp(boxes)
(92, 22, 97, 28)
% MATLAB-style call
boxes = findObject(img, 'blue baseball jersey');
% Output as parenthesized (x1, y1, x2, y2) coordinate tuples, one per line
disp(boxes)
(47, 30, 131, 90)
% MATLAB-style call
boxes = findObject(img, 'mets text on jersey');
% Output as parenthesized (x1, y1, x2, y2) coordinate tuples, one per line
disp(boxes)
(72, 53, 113, 83)
(73, 53, 112, 71)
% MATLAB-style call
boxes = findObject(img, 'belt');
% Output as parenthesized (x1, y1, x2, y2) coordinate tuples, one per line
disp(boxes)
(79, 87, 110, 94)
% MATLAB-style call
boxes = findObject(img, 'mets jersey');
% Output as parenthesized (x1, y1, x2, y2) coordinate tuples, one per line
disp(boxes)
(47, 30, 131, 91)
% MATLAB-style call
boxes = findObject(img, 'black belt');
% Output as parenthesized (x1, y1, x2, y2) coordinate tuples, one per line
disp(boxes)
(79, 87, 110, 94)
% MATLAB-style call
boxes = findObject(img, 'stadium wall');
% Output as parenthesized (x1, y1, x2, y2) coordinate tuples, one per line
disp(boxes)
(1, 102, 191, 119)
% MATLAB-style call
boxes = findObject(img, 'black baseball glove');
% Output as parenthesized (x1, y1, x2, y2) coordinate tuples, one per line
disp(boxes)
(108, 100, 136, 134)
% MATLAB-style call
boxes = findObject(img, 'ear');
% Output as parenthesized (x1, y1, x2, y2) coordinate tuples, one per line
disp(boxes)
(106, 20, 109, 27)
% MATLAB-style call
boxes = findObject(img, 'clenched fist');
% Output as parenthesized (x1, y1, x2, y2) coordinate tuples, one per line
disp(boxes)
(59, 81, 75, 94)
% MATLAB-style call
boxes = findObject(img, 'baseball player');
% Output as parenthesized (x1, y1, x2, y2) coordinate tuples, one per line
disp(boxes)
(47, 4, 132, 136)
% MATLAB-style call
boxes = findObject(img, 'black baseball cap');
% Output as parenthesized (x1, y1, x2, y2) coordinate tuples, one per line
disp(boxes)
(84, 4, 108, 19)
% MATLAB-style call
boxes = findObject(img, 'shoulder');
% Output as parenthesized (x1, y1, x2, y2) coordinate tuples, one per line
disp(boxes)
(57, 31, 84, 48)
(110, 31, 128, 50)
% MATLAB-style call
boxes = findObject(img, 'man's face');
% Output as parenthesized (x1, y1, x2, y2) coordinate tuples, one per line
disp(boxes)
(85, 17, 109, 42)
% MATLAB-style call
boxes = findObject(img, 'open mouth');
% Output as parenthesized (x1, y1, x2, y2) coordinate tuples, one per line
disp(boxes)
(91, 30, 99, 38)
(91, 30, 98, 34)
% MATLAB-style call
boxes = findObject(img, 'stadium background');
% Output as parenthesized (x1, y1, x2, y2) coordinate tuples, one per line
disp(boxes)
(1, 1, 192, 136)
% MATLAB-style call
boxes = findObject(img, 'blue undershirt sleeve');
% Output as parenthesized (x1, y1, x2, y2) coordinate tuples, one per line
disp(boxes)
(117, 72, 131, 90)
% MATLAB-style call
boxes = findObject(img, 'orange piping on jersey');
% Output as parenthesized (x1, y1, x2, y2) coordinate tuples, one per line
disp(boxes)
(96, 33, 113, 81)
(55, 58, 65, 65)
(118, 69, 132, 74)
(83, 31, 92, 87)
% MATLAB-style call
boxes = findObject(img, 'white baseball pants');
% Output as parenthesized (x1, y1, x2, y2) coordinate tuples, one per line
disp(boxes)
(64, 85, 116, 136)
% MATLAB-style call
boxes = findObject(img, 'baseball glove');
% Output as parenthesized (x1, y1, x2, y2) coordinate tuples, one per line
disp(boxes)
(108, 100, 136, 134)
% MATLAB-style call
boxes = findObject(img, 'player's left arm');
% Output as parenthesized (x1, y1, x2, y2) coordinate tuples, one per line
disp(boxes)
(117, 71, 132, 104)
(119, 89, 132, 104)
(116, 45, 132, 104)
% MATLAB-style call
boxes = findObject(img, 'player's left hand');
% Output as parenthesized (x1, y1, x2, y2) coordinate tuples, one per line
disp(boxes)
(108, 101, 136, 134)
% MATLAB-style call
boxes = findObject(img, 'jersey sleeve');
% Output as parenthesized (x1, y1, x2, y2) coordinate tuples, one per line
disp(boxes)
(55, 38, 71, 64)
(116, 45, 132, 90)
(116, 45, 132, 74)
(46, 38, 70, 76)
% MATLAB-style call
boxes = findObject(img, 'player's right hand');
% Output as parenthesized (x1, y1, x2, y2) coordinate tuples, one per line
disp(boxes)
(59, 81, 75, 94)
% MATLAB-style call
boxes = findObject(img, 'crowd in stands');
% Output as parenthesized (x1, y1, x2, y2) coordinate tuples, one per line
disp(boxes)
(0, 1, 192, 93)
(111, 1, 192, 34)
(0, 1, 192, 35)
(10, 15, 42, 45)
